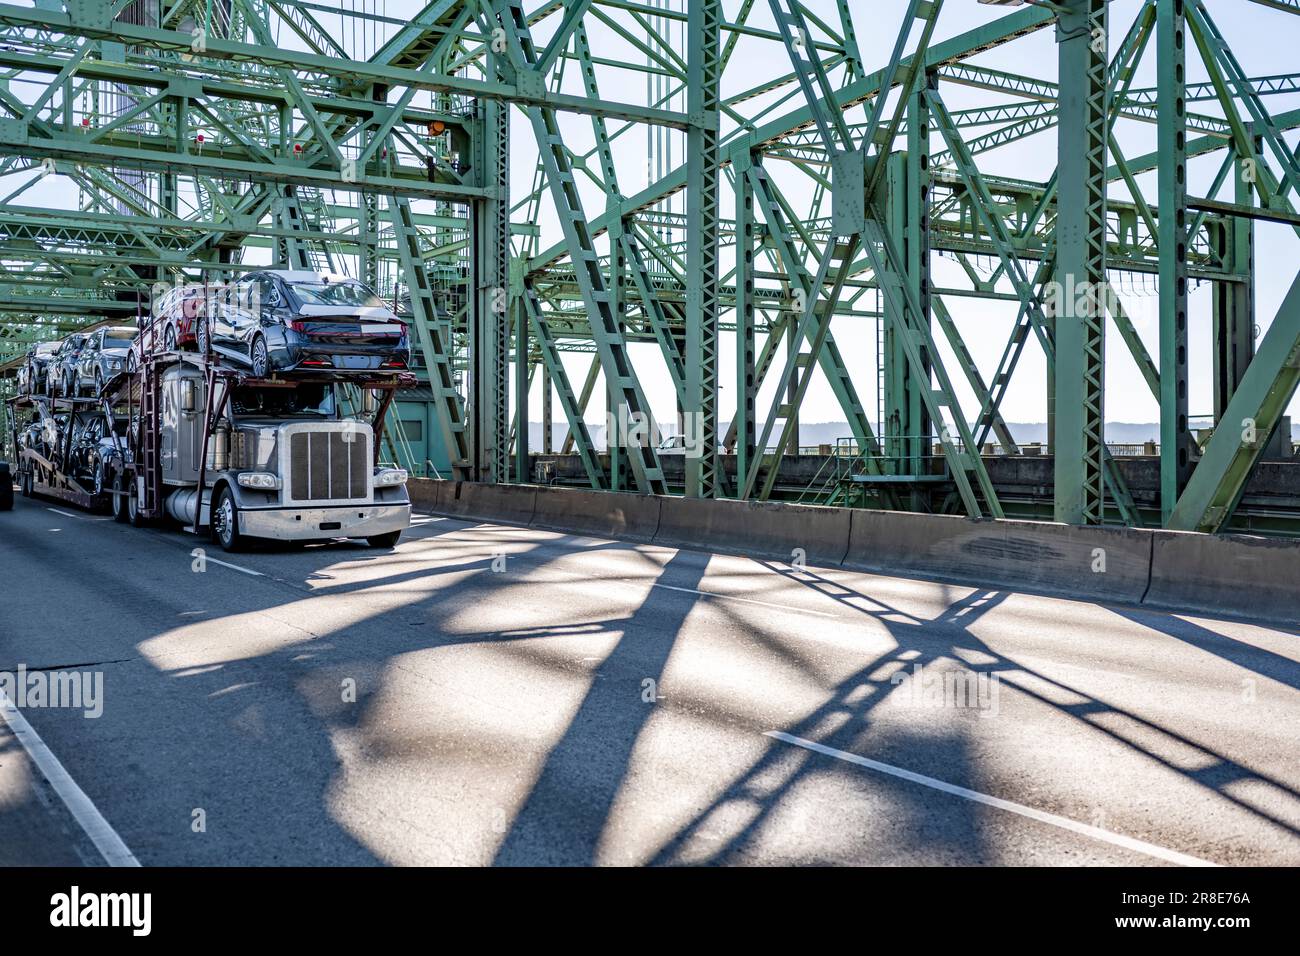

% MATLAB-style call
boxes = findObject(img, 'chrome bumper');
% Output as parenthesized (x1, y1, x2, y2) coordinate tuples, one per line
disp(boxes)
(237, 503, 410, 541)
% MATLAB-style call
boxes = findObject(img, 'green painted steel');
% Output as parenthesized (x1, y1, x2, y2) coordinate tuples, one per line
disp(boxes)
(2, 0, 1298, 538)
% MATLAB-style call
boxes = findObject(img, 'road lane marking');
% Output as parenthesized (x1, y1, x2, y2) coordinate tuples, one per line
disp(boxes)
(0, 689, 140, 867)
(203, 556, 264, 577)
(765, 731, 1218, 868)
(44, 507, 112, 522)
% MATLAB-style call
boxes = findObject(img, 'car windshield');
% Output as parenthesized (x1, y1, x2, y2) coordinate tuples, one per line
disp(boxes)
(231, 383, 336, 418)
(104, 336, 134, 349)
(289, 281, 385, 309)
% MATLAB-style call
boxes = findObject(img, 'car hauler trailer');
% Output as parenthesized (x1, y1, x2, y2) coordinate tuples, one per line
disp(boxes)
(8, 346, 415, 552)
(5, 391, 119, 511)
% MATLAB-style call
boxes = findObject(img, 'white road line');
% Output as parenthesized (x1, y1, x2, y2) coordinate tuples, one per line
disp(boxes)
(765, 731, 1218, 868)
(43, 507, 112, 523)
(647, 582, 838, 618)
(0, 689, 140, 867)
(202, 556, 264, 577)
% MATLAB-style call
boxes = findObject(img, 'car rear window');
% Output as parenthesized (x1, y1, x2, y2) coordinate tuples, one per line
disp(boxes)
(290, 282, 385, 309)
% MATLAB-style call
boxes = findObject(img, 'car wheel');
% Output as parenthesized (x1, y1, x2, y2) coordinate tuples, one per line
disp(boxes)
(211, 486, 246, 552)
(127, 350, 138, 373)
(196, 317, 209, 355)
(250, 336, 269, 377)
(94, 368, 104, 394)
(112, 474, 128, 522)
(127, 476, 148, 527)
(92, 463, 104, 496)
(164, 323, 177, 352)
(367, 530, 402, 549)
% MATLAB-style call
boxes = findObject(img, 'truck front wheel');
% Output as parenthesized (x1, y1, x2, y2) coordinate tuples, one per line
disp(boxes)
(211, 487, 247, 552)
(367, 530, 401, 549)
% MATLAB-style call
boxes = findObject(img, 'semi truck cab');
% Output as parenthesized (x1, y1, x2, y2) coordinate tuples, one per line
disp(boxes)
(157, 363, 410, 550)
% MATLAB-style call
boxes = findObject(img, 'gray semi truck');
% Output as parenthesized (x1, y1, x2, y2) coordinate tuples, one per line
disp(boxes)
(9, 350, 413, 552)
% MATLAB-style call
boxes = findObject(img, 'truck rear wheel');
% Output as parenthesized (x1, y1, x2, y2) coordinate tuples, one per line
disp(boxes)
(112, 474, 129, 522)
(0, 463, 12, 511)
(367, 530, 401, 549)
(127, 478, 148, 527)
(211, 487, 247, 552)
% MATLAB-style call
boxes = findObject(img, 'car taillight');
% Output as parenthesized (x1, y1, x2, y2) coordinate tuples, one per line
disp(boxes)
(381, 358, 407, 369)
(300, 358, 333, 367)
(290, 320, 308, 332)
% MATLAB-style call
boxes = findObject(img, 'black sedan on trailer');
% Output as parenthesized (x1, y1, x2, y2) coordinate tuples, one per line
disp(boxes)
(201, 271, 411, 377)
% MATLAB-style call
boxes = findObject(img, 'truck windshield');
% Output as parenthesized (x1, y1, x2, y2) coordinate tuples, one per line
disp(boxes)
(290, 281, 385, 309)
(231, 383, 336, 417)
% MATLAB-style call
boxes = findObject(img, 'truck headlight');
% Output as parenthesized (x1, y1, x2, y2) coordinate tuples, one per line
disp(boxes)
(373, 467, 408, 487)
(237, 472, 281, 490)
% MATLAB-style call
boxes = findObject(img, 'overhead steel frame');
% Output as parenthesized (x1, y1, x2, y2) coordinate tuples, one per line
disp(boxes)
(2, 1, 1300, 537)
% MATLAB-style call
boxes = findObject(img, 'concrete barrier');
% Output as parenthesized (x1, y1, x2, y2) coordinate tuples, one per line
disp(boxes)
(844, 510, 1153, 604)
(409, 482, 1297, 624)
(530, 486, 662, 541)
(421, 480, 537, 526)
(653, 496, 851, 567)
(1146, 531, 1300, 625)
(406, 477, 446, 513)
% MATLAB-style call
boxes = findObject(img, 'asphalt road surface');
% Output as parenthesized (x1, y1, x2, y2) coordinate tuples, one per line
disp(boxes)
(1, 493, 1298, 866)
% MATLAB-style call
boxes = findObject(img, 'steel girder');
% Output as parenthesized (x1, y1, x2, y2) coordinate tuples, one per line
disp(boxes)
(4, 0, 1299, 540)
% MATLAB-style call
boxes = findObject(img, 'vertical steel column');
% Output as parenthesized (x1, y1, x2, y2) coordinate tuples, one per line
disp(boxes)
(541, 363, 553, 455)
(609, 219, 626, 493)
(1054, 0, 1109, 525)
(879, 94, 932, 494)
(733, 148, 758, 493)
(1158, 0, 1192, 523)
(471, 91, 510, 484)
(514, 300, 529, 483)
(904, 87, 932, 503)
(685, 0, 721, 498)
(1213, 138, 1257, 422)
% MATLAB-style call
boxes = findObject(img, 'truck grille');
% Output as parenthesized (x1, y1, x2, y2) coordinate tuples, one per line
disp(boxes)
(288, 431, 368, 501)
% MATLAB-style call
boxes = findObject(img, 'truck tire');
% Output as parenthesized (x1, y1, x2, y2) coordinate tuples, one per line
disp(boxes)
(19, 467, 32, 498)
(0, 463, 12, 511)
(211, 486, 247, 552)
(127, 478, 149, 528)
(367, 530, 401, 549)
(112, 474, 129, 522)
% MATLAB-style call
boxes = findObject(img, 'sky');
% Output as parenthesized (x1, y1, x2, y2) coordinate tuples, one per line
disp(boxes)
(5, 0, 1298, 441)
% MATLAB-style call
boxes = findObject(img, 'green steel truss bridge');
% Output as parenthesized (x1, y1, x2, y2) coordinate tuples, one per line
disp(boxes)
(1, 0, 1299, 535)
